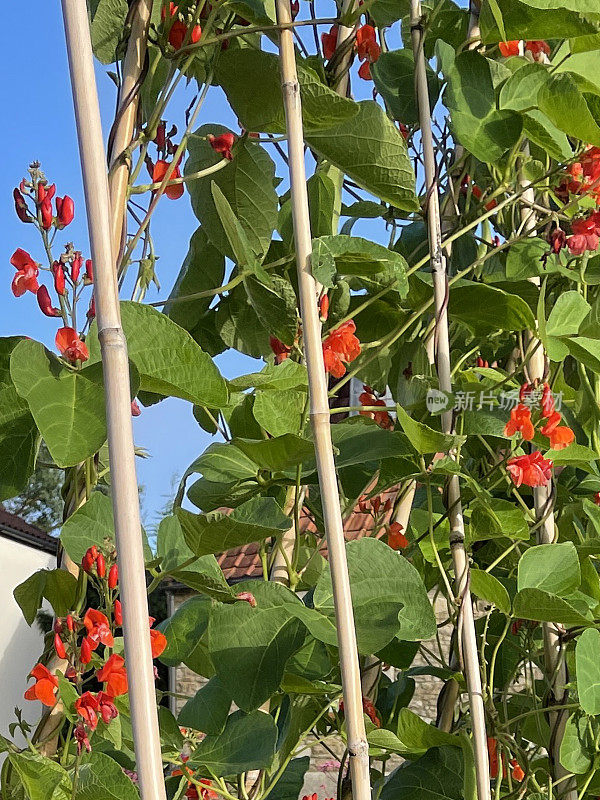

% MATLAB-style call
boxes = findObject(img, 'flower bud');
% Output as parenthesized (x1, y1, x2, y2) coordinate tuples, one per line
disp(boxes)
(55, 196, 74, 228)
(108, 563, 119, 589)
(13, 188, 31, 223)
(87, 298, 96, 321)
(71, 253, 83, 283)
(84, 259, 93, 284)
(53, 262, 66, 296)
(36, 285, 61, 317)
(66, 614, 74, 632)
(154, 121, 167, 151)
(319, 294, 329, 322)
(96, 553, 106, 579)
(114, 599, 123, 626)
(40, 197, 53, 230)
(80, 636, 92, 665)
(54, 633, 67, 660)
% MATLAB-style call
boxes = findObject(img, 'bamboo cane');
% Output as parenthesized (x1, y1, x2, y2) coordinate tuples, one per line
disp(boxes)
(275, 3, 371, 798)
(108, 0, 153, 262)
(519, 154, 576, 800)
(410, 3, 490, 798)
(60, 4, 166, 799)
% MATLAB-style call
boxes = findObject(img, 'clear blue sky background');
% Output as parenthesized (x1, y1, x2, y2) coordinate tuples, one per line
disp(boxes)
(2, 1, 390, 526)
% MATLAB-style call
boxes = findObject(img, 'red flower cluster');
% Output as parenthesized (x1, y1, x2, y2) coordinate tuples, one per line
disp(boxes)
(566, 211, 600, 256)
(75, 690, 118, 730)
(97, 654, 128, 697)
(506, 451, 552, 489)
(147, 121, 188, 199)
(355, 25, 381, 81)
(162, 2, 202, 50)
(340, 696, 380, 727)
(359, 384, 393, 429)
(208, 132, 236, 161)
(498, 40, 550, 60)
(487, 737, 524, 782)
(460, 175, 497, 211)
(557, 146, 600, 213)
(358, 494, 391, 515)
(321, 25, 338, 60)
(322, 320, 360, 378)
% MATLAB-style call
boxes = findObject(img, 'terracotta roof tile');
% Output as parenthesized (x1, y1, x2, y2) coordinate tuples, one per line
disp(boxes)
(0, 507, 58, 555)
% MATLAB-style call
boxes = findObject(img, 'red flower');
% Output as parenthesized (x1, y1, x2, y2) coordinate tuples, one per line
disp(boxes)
(40, 197, 53, 230)
(163, 3, 202, 49)
(322, 320, 360, 378)
(152, 159, 185, 200)
(269, 336, 291, 364)
(150, 628, 167, 659)
(114, 599, 123, 626)
(24, 663, 59, 706)
(208, 132, 236, 161)
(80, 636, 93, 665)
(321, 25, 338, 60)
(339, 697, 380, 728)
(541, 383, 555, 418)
(37, 182, 56, 204)
(84, 609, 114, 650)
(10, 248, 39, 297)
(525, 40, 550, 59)
(55, 327, 89, 363)
(388, 521, 408, 550)
(359, 385, 393, 429)
(13, 188, 31, 223)
(355, 26, 380, 81)
(37, 285, 61, 317)
(499, 41, 519, 57)
(510, 759, 525, 782)
(54, 633, 67, 659)
(75, 691, 99, 730)
(85, 259, 93, 284)
(97, 691, 119, 724)
(82, 545, 97, 573)
(108, 563, 118, 589)
(319, 293, 329, 321)
(96, 654, 128, 697)
(504, 403, 534, 441)
(567, 215, 600, 255)
(487, 736, 500, 779)
(506, 451, 552, 488)
(56, 196, 74, 228)
(74, 723, 91, 754)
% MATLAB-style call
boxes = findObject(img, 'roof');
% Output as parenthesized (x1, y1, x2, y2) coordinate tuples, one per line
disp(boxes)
(213, 486, 397, 583)
(0, 507, 58, 556)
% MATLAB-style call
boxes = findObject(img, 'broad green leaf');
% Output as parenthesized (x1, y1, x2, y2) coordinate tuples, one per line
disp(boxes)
(396, 404, 464, 455)
(378, 708, 458, 755)
(517, 542, 581, 597)
(88, 0, 128, 64)
(576, 628, 600, 715)
(470, 570, 511, 614)
(57, 673, 79, 723)
(211, 182, 259, 270)
(178, 497, 291, 557)
(178, 675, 232, 734)
(308, 172, 336, 238)
(505, 238, 551, 280)
(165, 228, 225, 332)
(88, 302, 227, 408)
(312, 235, 409, 294)
(307, 101, 418, 210)
(513, 588, 593, 626)
(560, 713, 595, 774)
(523, 110, 573, 162)
(538, 73, 600, 146)
(13, 570, 48, 626)
(267, 757, 310, 800)
(10, 340, 107, 468)
(331, 419, 412, 467)
(372, 49, 440, 125)
(229, 360, 308, 392)
(470, 498, 530, 542)
(443, 50, 522, 162)
(245, 275, 298, 346)
(565, 337, 600, 374)
(449, 284, 535, 333)
(215, 50, 359, 134)
(546, 292, 590, 338)
(380, 746, 464, 800)
(234, 435, 315, 472)
(157, 595, 212, 669)
(9, 752, 71, 800)
(185, 125, 278, 260)
(60, 491, 151, 565)
(253, 389, 306, 437)
(188, 441, 259, 483)
(73, 752, 138, 800)
(208, 597, 306, 710)
(479, 0, 600, 41)
(499, 62, 550, 112)
(314, 538, 436, 651)
(190, 710, 277, 776)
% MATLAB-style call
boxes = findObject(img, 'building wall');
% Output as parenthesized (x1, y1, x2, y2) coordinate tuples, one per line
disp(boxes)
(0, 538, 55, 746)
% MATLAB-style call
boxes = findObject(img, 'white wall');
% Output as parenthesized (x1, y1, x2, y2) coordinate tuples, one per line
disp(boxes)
(0, 538, 55, 745)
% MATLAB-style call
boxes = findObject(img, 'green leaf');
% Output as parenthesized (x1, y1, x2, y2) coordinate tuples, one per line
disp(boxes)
(234, 434, 315, 472)
(178, 497, 291, 557)
(73, 752, 138, 800)
(306, 101, 418, 210)
(538, 72, 600, 146)
(229, 361, 308, 392)
(546, 292, 591, 338)
(9, 752, 71, 800)
(480, 0, 600, 41)
(88, 0, 128, 64)
(372, 49, 440, 126)
(513, 588, 593, 626)
(60, 491, 151, 565)
(449, 284, 535, 333)
(267, 758, 310, 800)
(470, 498, 530, 542)
(396, 404, 465, 455)
(157, 595, 212, 669)
(443, 50, 522, 163)
(165, 228, 225, 333)
(314, 538, 436, 652)
(188, 442, 259, 483)
(380, 747, 464, 800)
(208, 597, 306, 710)
(313, 235, 409, 295)
(211, 182, 259, 270)
(190, 710, 277, 776)
(13, 569, 48, 626)
(215, 50, 359, 134)
(89, 302, 227, 408)
(517, 542, 581, 597)
(522, 110, 573, 162)
(499, 62, 550, 112)
(576, 628, 600, 715)
(253, 389, 306, 437)
(505, 238, 550, 280)
(10, 340, 107, 468)
(392, 708, 458, 754)
(185, 125, 278, 261)
(57, 673, 80, 723)
(565, 337, 600, 374)
(308, 172, 336, 238)
(470, 570, 511, 614)
(245, 275, 298, 346)
(178, 676, 232, 735)
(560, 713, 595, 774)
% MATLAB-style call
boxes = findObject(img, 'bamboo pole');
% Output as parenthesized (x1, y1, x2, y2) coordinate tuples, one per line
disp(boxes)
(275, 3, 371, 799)
(60, 4, 166, 799)
(108, 0, 153, 262)
(410, 3, 490, 798)
(519, 154, 576, 800)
